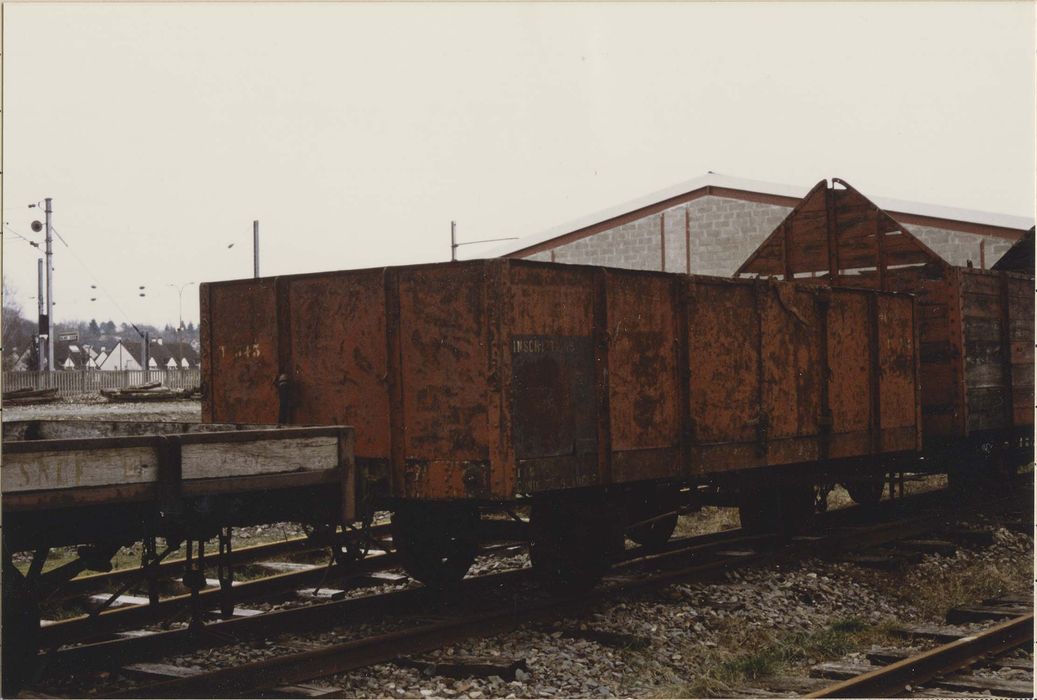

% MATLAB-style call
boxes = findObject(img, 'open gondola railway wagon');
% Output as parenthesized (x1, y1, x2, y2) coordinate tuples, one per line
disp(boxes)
(201, 258, 919, 589)
(737, 178, 1034, 491)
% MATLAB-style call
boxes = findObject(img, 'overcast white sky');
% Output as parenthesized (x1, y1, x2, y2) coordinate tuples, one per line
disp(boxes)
(2, 1, 1034, 328)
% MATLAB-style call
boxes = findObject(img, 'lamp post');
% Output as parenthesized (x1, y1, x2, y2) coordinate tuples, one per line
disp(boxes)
(167, 282, 195, 369)
(29, 199, 54, 377)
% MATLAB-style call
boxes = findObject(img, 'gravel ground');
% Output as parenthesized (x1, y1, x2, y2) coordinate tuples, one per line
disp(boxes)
(3, 397, 202, 422)
(28, 514, 1032, 698)
(323, 522, 1032, 699)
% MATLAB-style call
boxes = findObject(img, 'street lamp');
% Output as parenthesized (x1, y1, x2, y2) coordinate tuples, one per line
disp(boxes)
(167, 282, 195, 369)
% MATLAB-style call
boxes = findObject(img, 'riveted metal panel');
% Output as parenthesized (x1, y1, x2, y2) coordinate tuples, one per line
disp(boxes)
(877, 294, 919, 452)
(507, 263, 598, 492)
(686, 278, 762, 472)
(397, 263, 493, 498)
(285, 271, 389, 459)
(203, 279, 280, 424)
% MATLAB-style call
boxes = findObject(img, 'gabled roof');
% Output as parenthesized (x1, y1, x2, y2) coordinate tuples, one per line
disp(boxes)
(54, 339, 90, 369)
(119, 339, 199, 367)
(736, 178, 947, 285)
(992, 226, 1035, 273)
(487, 172, 1033, 258)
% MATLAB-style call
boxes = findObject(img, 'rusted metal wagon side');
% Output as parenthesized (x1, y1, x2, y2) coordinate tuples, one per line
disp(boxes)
(736, 178, 1034, 482)
(201, 258, 918, 588)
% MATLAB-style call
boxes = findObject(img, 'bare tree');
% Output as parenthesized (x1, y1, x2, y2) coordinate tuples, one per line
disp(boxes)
(2, 280, 26, 369)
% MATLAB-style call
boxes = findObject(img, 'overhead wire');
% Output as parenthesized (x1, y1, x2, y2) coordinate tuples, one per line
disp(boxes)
(2, 224, 42, 249)
(33, 223, 150, 340)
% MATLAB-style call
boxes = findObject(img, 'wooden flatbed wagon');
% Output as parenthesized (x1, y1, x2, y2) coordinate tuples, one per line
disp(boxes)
(1, 420, 356, 694)
(736, 178, 1034, 480)
(200, 258, 920, 589)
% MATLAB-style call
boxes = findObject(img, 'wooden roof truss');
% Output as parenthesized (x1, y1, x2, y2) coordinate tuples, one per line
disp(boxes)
(736, 178, 948, 289)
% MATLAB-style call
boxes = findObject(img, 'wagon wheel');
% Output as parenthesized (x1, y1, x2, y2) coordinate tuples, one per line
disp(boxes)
(626, 485, 679, 550)
(627, 513, 679, 550)
(985, 449, 1019, 485)
(391, 504, 478, 589)
(530, 496, 621, 594)
(2, 555, 41, 696)
(738, 481, 815, 535)
(844, 476, 885, 507)
(737, 485, 782, 533)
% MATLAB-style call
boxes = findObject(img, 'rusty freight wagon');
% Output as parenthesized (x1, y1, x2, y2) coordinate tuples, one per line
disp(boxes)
(737, 178, 1034, 484)
(201, 259, 920, 589)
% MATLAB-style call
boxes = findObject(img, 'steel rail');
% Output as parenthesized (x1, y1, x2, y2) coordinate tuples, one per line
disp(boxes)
(45, 528, 758, 676)
(39, 474, 988, 643)
(805, 613, 1034, 698)
(46, 523, 394, 601)
(96, 500, 1002, 699)
(40, 481, 1029, 698)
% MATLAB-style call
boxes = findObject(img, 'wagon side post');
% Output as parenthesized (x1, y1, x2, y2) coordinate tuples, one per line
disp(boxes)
(592, 267, 613, 486)
(912, 294, 924, 455)
(199, 282, 213, 422)
(337, 426, 357, 523)
(815, 287, 833, 467)
(676, 275, 694, 478)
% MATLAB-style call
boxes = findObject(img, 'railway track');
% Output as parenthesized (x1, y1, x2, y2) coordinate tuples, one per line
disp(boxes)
(26, 481, 1025, 699)
(37, 484, 956, 654)
(807, 605, 1033, 698)
(42, 523, 391, 604)
(35, 481, 960, 658)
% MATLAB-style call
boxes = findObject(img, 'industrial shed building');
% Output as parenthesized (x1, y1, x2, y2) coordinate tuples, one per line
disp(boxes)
(491, 173, 1033, 274)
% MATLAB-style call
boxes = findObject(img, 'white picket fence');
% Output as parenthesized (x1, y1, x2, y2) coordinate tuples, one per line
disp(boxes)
(3, 369, 201, 398)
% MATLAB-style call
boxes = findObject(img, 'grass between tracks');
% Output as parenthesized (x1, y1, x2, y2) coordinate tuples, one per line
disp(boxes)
(651, 617, 901, 697)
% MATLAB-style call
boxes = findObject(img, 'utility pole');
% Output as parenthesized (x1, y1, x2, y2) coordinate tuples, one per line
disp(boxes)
(253, 220, 260, 278)
(36, 258, 45, 372)
(449, 220, 518, 262)
(44, 198, 54, 375)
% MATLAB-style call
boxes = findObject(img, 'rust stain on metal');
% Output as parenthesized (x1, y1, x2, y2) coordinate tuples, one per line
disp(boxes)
(737, 177, 1034, 447)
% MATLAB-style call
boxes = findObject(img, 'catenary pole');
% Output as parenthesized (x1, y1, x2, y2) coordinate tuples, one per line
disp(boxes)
(37, 258, 45, 371)
(253, 220, 259, 278)
(44, 197, 54, 375)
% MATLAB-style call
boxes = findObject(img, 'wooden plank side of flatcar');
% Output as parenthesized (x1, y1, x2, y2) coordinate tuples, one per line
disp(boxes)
(2, 427, 351, 508)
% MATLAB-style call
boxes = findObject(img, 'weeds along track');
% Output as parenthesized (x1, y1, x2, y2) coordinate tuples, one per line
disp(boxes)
(806, 608, 1033, 698)
(28, 480, 1027, 699)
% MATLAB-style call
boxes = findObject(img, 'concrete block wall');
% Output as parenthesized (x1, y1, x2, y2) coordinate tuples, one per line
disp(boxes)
(521, 196, 791, 277)
(905, 224, 1013, 269)
(518, 196, 1016, 274)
